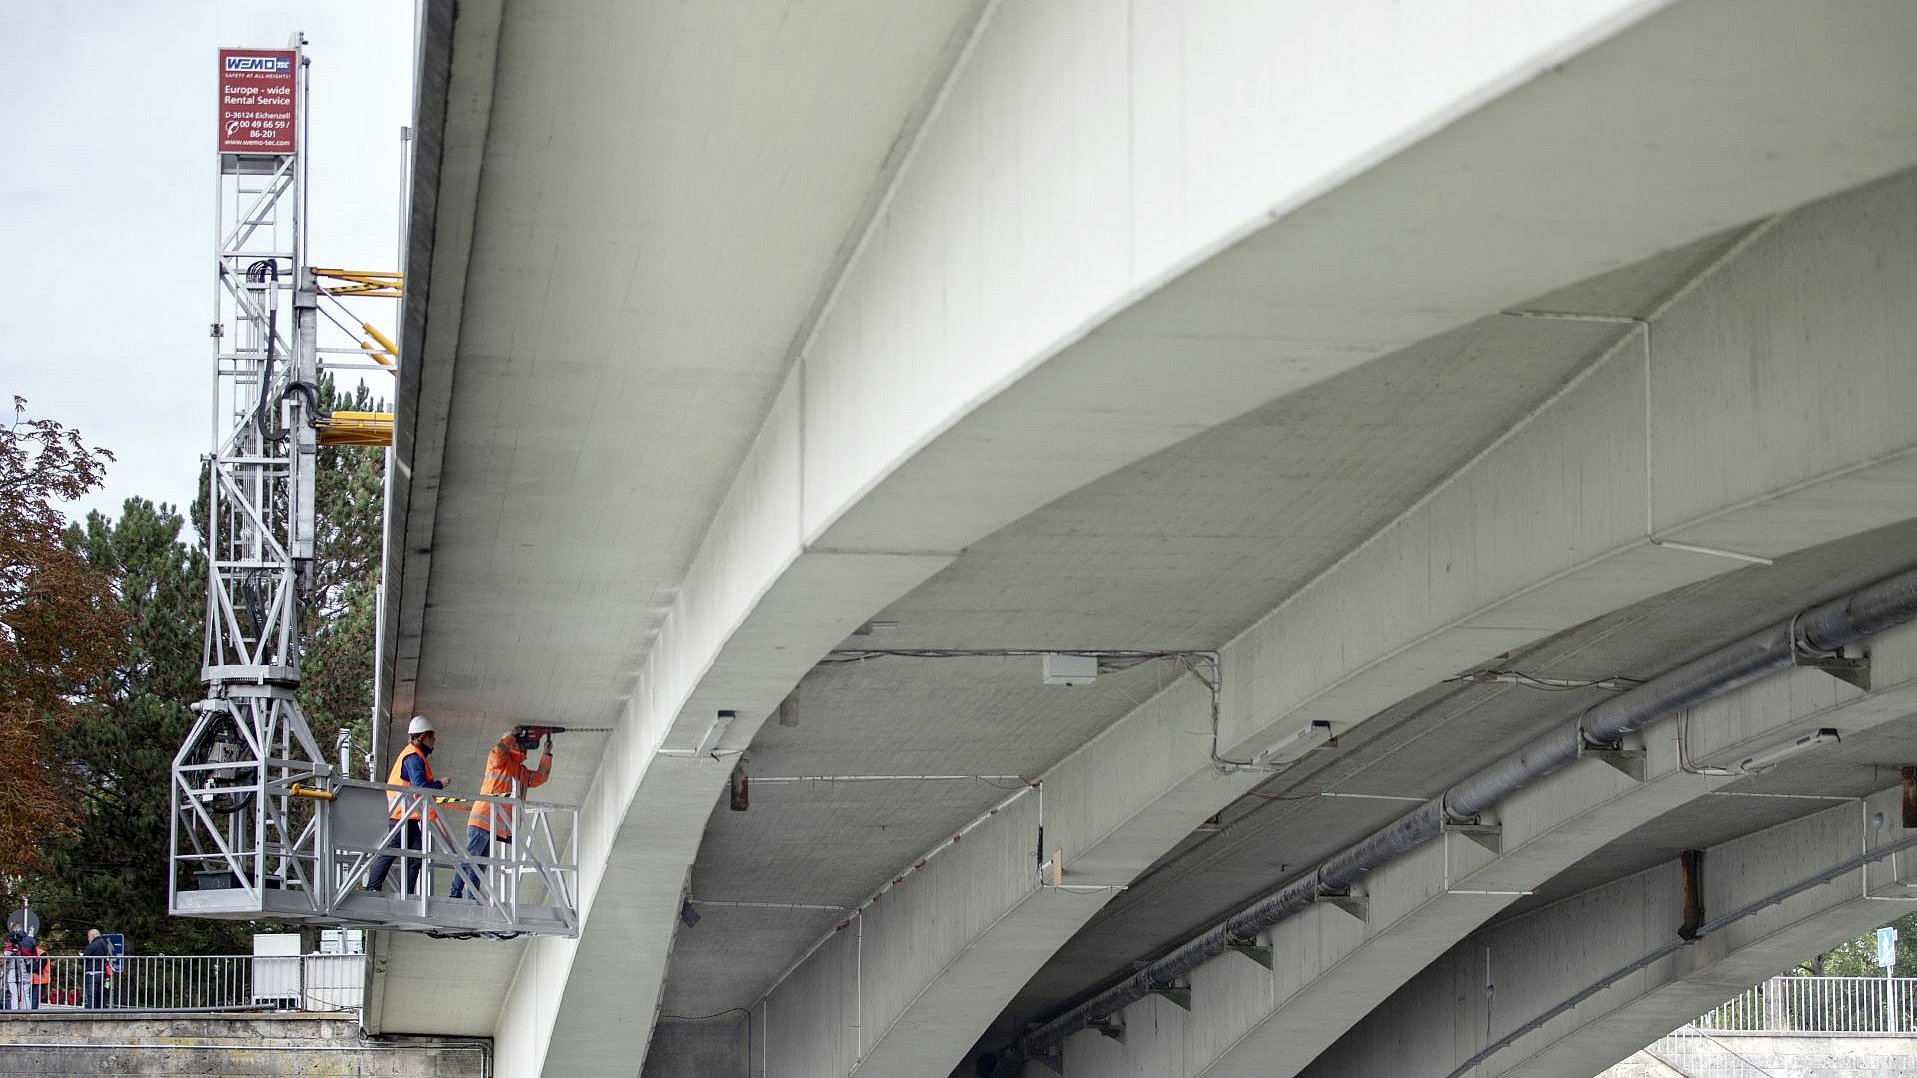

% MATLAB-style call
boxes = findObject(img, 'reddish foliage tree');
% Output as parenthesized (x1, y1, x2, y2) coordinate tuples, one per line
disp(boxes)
(0, 398, 125, 875)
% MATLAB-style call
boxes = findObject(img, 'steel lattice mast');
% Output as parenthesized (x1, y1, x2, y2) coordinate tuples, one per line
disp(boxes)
(170, 35, 336, 918)
(171, 39, 581, 937)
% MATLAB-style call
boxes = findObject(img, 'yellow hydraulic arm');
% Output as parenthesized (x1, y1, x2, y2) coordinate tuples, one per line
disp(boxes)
(309, 268, 402, 445)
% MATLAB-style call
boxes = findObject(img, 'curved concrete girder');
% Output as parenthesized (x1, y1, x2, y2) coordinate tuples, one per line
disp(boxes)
(494, 2, 1917, 1073)
(1052, 619, 1917, 1077)
(769, 162, 1917, 1075)
(1290, 780, 1917, 1078)
(367, 0, 509, 1036)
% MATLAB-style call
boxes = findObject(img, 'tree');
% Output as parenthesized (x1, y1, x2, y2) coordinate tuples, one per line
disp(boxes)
(0, 399, 122, 878)
(297, 377, 387, 773)
(1802, 910, 1917, 978)
(179, 374, 385, 767)
(12, 381, 387, 952)
(28, 499, 250, 953)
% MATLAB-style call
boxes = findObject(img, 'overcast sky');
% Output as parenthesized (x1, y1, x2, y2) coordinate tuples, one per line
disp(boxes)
(1, 1, 416, 524)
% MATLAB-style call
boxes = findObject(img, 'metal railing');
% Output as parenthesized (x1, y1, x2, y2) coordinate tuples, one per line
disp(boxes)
(1694, 976, 1917, 1034)
(173, 773, 579, 937)
(0, 954, 363, 1014)
(1647, 1025, 1781, 1078)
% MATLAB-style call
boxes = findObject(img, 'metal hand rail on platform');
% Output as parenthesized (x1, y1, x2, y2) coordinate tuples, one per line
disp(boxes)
(329, 779, 581, 936)
(0, 954, 364, 1014)
(171, 772, 580, 937)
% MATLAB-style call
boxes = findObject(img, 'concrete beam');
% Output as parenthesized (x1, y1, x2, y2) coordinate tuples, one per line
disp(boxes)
(367, 0, 504, 1036)
(488, 2, 1917, 1074)
(767, 163, 1917, 1076)
(1050, 618, 1917, 1077)
(1295, 783, 1917, 1078)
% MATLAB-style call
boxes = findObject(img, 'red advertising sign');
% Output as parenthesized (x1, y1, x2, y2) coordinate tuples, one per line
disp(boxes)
(217, 49, 297, 154)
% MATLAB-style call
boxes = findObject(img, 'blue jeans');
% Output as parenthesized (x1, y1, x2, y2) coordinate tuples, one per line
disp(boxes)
(450, 826, 508, 899)
(365, 819, 425, 893)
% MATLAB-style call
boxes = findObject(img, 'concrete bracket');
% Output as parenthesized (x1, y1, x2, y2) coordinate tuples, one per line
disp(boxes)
(1795, 650, 1871, 691)
(1577, 740, 1647, 781)
(1317, 887, 1369, 921)
(1444, 821, 1504, 855)
(1087, 1014, 1124, 1042)
(1147, 979, 1193, 1011)
(1027, 1044, 1065, 1074)
(1224, 935, 1274, 970)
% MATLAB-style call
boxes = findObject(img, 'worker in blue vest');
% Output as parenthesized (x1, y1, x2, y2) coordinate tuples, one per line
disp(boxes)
(365, 716, 451, 895)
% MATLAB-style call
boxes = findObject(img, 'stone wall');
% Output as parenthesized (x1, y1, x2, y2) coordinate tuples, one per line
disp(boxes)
(1604, 1035, 1917, 1078)
(0, 1014, 487, 1077)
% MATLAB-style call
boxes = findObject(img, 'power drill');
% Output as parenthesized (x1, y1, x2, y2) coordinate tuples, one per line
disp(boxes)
(511, 724, 612, 750)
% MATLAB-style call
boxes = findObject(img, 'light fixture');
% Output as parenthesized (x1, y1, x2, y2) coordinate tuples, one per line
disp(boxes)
(1736, 728, 1839, 774)
(1250, 721, 1334, 769)
(695, 709, 736, 757)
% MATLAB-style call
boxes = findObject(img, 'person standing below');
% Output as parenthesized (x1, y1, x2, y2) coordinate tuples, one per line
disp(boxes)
(364, 716, 450, 895)
(1, 932, 28, 1010)
(24, 935, 47, 1010)
(451, 726, 553, 899)
(81, 929, 112, 1009)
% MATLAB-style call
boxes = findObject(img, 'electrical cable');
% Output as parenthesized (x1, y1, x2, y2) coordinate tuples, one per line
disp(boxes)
(659, 1006, 753, 1077)
(815, 647, 1247, 771)
(244, 260, 281, 441)
(1443, 668, 1646, 692)
(1675, 709, 1734, 777)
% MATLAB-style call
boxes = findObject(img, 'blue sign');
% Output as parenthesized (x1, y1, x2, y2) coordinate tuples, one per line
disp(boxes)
(1877, 926, 1898, 969)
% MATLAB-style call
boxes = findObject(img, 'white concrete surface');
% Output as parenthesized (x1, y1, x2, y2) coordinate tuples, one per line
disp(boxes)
(1292, 783, 1917, 1078)
(379, 1, 1917, 1075)
(754, 155, 1917, 1078)
(1048, 616, 1917, 1077)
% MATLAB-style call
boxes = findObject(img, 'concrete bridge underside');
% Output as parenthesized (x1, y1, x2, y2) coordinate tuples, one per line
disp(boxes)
(373, 2, 1917, 1076)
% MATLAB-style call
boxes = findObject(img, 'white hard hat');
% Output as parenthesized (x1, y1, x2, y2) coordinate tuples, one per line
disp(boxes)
(407, 715, 435, 736)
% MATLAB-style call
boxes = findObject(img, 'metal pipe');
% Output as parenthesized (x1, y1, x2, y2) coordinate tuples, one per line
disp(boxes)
(1020, 564, 1917, 1057)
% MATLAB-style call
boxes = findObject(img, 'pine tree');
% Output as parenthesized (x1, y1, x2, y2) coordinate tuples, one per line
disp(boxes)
(26, 499, 251, 953)
(297, 377, 387, 773)
(17, 378, 388, 953)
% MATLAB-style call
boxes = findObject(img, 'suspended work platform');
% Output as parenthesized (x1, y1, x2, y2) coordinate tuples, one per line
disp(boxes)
(171, 732, 581, 939)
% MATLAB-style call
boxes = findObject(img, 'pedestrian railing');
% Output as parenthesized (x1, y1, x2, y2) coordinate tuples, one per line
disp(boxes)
(0, 954, 364, 1014)
(1647, 1025, 1781, 1078)
(1693, 975, 1917, 1034)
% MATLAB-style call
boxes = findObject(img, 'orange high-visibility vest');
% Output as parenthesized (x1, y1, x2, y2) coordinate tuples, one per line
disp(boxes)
(386, 742, 438, 821)
(466, 736, 550, 839)
(28, 946, 47, 987)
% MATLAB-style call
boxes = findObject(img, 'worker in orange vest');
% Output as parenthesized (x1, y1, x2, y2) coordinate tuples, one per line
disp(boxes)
(450, 726, 553, 899)
(25, 937, 48, 1009)
(365, 716, 450, 895)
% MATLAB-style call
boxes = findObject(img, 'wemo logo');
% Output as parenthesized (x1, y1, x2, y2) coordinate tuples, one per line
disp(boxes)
(225, 55, 291, 74)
